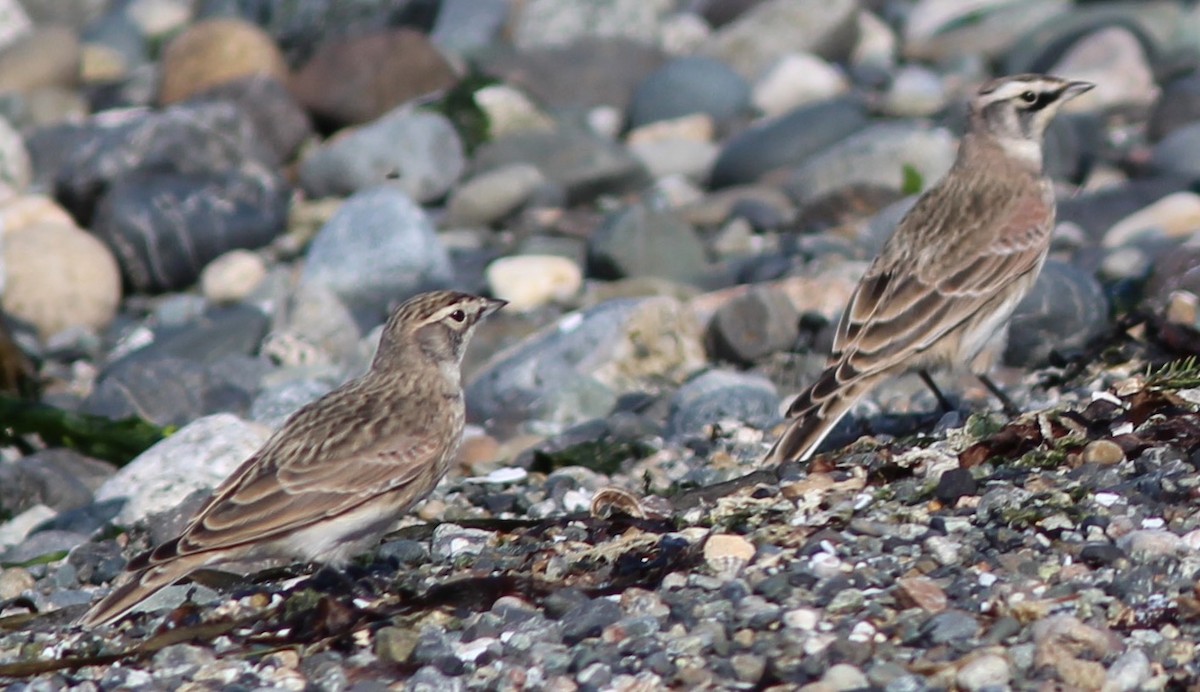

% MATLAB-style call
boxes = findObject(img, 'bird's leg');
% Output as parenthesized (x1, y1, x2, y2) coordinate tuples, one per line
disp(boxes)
(978, 374, 1020, 416)
(918, 370, 956, 413)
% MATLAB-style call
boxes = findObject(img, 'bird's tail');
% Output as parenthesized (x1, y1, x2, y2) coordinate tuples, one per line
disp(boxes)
(77, 555, 202, 627)
(764, 363, 884, 464)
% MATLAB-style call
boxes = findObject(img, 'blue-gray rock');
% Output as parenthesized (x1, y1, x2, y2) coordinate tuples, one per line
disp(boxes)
(1058, 177, 1192, 241)
(628, 56, 750, 129)
(0, 529, 89, 565)
(0, 449, 115, 516)
(186, 75, 313, 164)
(250, 378, 336, 430)
(1005, 260, 1111, 367)
(923, 609, 981, 645)
(81, 354, 254, 428)
(706, 286, 800, 364)
(560, 597, 623, 645)
(25, 101, 276, 224)
(81, 10, 148, 73)
(430, 0, 510, 56)
(300, 106, 464, 202)
(667, 369, 778, 437)
(123, 304, 270, 366)
(471, 124, 648, 204)
(709, 97, 868, 188)
(483, 38, 664, 116)
(299, 185, 453, 325)
(1149, 71, 1200, 141)
(466, 296, 705, 428)
(90, 165, 289, 292)
(1151, 122, 1200, 180)
(587, 202, 708, 283)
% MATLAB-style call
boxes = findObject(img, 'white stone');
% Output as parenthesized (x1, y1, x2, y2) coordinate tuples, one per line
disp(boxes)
(200, 249, 267, 304)
(485, 254, 583, 312)
(752, 52, 848, 116)
(94, 414, 272, 525)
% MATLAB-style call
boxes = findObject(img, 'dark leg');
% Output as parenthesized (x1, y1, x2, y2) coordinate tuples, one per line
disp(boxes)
(978, 374, 1020, 416)
(918, 370, 955, 412)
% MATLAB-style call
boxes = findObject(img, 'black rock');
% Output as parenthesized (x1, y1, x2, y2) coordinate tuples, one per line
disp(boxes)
(186, 75, 313, 163)
(91, 166, 288, 293)
(934, 468, 978, 504)
(560, 598, 623, 645)
(1005, 260, 1111, 367)
(1079, 542, 1126, 567)
(709, 97, 868, 188)
(26, 102, 277, 224)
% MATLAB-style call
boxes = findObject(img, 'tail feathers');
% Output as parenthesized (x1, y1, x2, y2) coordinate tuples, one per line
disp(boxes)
(77, 556, 203, 627)
(764, 368, 879, 464)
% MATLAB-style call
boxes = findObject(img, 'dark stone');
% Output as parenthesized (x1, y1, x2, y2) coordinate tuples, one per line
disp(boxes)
(81, 355, 245, 427)
(1005, 260, 1111, 367)
(91, 166, 289, 293)
(543, 587, 590, 620)
(0, 529, 90, 565)
(560, 598, 623, 644)
(67, 539, 128, 585)
(934, 468, 978, 504)
(587, 202, 708, 283)
(25, 102, 276, 225)
(1079, 542, 1126, 567)
(119, 304, 270, 366)
(922, 609, 981, 645)
(1057, 177, 1191, 241)
(628, 56, 750, 128)
(706, 286, 800, 364)
(1149, 70, 1200, 142)
(376, 539, 430, 566)
(666, 370, 778, 438)
(0, 449, 115, 515)
(709, 96, 868, 188)
(186, 75, 313, 163)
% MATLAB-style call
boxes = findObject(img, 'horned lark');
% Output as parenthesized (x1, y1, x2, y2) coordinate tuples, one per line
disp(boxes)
(765, 74, 1094, 464)
(79, 290, 505, 626)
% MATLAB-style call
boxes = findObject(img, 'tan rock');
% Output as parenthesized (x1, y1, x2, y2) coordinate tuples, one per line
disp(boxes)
(200, 249, 267, 304)
(2, 222, 122, 339)
(0, 25, 80, 93)
(158, 18, 287, 105)
(485, 254, 582, 312)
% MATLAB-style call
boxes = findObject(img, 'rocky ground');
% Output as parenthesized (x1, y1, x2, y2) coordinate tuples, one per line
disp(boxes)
(1, 0, 1200, 689)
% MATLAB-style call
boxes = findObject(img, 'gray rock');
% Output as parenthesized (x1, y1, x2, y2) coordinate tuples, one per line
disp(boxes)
(702, 0, 859, 77)
(508, 0, 673, 50)
(92, 413, 271, 526)
(300, 106, 465, 203)
(1058, 177, 1192, 241)
(81, 355, 251, 428)
(1149, 71, 1200, 141)
(0, 529, 89, 565)
(186, 75, 313, 164)
(587, 202, 709, 283)
(250, 378, 336, 430)
(628, 56, 750, 129)
(90, 165, 289, 293)
(709, 96, 867, 188)
(471, 124, 648, 204)
(1005, 260, 1111, 367)
(25, 101, 276, 224)
(430, 0, 510, 57)
(466, 296, 705, 428)
(911, 0, 1070, 65)
(559, 597, 622, 644)
(1105, 648, 1151, 692)
(444, 163, 545, 227)
(706, 285, 800, 364)
(0, 114, 29, 192)
(0, 449, 114, 516)
(667, 369, 778, 437)
(923, 609, 981, 645)
(430, 524, 495, 561)
(783, 121, 956, 205)
(1152, 122, 1200, 180)
(299, 185, 453, 325)
(128, 304, 271, 366)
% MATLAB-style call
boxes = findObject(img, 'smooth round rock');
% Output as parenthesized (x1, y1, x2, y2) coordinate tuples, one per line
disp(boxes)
(628, 56, 750, 128)
(1102, 192, 1200, 248)
(509, 0, 671, 50)
(701, 0, 859, 77)
(956, 654, 1011, 691)
(751, 52, 848, 117)
(92, 414, 271, 526)
(0, 25, 80, 93)
(709, 96, 867, 189)
(157, 18, 288, 105)
(289, 28, 458, 128)
(666, 369, 778, 437)
(200, 249, 268, 304)
(706, 285, 800, 364)
(1152, 122, 1200, 179)
(2, 221, 121, 339)
(184, 74, 313, 164)
(1050, 26, 1157, 114)
(90, 165, 289, 293)
(299, 106, 465, 203)
(1005, 260, 1111, 367)
(444, 163, 545, 227)
(299, 185, 453, 324)
(485, 255, 583, 312)
(587, 202, 708, 284)
(1149, 71, 1200, 141)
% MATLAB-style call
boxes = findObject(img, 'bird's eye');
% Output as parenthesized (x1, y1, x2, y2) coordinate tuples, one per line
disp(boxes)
(449, 309, 466, 323)
(1020, 91, 1038, 103)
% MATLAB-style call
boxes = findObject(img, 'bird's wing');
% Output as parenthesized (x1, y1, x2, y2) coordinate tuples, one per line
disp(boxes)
(830, 184, 1051, 379)
(140, 384, 453, 565)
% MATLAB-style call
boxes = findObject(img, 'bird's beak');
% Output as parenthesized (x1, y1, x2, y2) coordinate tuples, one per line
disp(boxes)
(482, 298, 508, 316)
(1061, 80, 1096, 101)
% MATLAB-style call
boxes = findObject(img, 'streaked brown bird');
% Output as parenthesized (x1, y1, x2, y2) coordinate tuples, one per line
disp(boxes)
(79, 290, 505, 626)
(765, 74, 1094, 465)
